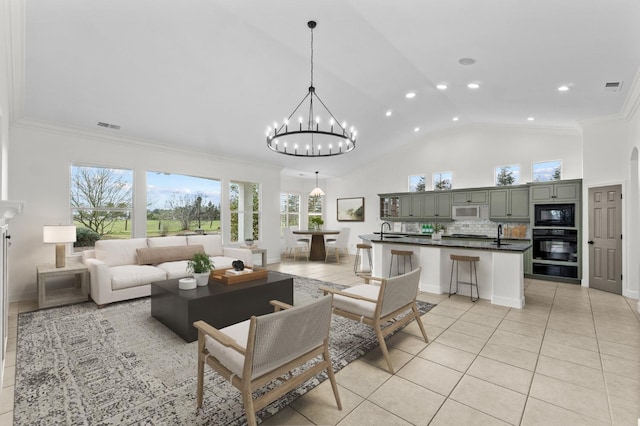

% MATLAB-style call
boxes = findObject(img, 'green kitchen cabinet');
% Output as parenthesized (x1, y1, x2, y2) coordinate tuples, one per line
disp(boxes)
(529, 180, 581, 203)
(489, 187, 529, 220)
(424, 192, 452, 219)
(451, 189, 489, 205)
(399, 193, 424, 218)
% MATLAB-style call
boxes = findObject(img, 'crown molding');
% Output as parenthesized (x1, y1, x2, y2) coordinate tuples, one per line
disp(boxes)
(12, 119, 284, 172)
(3, 0, 25, 127)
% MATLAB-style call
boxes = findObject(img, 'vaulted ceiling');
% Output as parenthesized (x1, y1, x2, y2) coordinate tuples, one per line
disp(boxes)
(20, 0, 640, 178)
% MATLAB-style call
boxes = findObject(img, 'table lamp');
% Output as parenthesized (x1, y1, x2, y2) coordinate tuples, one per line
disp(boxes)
(43, 225, 77, 268)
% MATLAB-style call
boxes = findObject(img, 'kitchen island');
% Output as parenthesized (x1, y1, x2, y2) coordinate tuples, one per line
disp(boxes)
(359, 234, 531, 309)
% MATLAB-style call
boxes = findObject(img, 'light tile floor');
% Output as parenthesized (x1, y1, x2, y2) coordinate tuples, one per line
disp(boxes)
(1, 257, 639, 425)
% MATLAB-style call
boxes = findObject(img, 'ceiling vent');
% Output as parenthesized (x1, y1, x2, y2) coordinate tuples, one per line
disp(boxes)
(97, 121, 121, 130)
(604, 82, 622, 92)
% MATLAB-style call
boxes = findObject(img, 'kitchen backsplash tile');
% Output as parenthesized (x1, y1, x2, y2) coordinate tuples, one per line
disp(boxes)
(403, 220, 530, 239)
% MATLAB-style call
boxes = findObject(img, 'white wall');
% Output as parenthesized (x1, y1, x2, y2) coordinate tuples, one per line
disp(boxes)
(324, 124, 583, 254)
(7, 123, 283, 302)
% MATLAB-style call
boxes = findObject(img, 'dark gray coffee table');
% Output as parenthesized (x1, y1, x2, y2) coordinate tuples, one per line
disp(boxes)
(150, 271, 294, 342)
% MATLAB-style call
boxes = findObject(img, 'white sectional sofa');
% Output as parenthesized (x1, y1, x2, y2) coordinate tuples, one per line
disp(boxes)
(82, 235, 254, 307)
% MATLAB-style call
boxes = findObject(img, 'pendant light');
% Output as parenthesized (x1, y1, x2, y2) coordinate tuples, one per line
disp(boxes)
(309, 171, 325, 196)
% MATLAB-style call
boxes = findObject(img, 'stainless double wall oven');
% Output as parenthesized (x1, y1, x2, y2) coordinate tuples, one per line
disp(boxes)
(532, 204, 579, 279)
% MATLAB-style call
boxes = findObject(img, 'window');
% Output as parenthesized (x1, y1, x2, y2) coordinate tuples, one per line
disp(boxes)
(495, 165, 521, 186)
(71, 165, 133, 241)
(432, 172, 452, 190)
(409, 175, 426, 192)
(146, 172, 221, 237)
(280, 193, 301, 233)
(308, 194, 324, 226)
(532, 160, 562, 182)
(230, 181, 260, 243)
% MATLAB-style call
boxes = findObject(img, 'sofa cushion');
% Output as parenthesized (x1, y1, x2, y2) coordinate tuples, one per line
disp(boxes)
(95, 238, 149, 267)
(211, 256, 235, 270)
(187, 235, 223, 257)
(156, 260, 192, 280)
(147, 236, 188, 248)
(110, 265, 167, 290)
(136, 245, 205, 265)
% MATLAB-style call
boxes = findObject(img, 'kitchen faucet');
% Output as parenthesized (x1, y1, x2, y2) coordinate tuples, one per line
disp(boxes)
(497, 224, 503, 246)
(381, 221, 391, 240)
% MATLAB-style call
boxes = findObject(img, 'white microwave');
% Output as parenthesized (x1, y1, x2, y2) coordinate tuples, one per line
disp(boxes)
(452, 205, 489, 220)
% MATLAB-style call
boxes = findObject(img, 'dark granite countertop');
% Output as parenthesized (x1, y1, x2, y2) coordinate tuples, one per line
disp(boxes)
(360, 234, 532, 252)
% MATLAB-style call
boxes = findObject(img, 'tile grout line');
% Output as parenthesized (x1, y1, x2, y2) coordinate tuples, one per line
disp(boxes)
(517, 282, 556, 426)
(589, 288, 616, 426)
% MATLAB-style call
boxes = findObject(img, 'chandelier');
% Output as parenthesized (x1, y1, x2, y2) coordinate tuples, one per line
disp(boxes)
(266, 21, 357, 157)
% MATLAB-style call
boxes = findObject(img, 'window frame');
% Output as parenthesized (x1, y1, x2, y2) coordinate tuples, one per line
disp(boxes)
(432, 171, 453, 190)
(229, 180, 261, 243)
(408, 175, 426, 192)
(280, 193, 302, 235)
(494, 164, 521, 186)
(532, 160, 562, 182)
(70, 164, 134, 242)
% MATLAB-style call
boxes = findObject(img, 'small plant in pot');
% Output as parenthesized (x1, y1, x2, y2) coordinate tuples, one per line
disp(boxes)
(432, 223, 447, 241)
(310, 216, 324, 231)
(187, 252, 214, 286)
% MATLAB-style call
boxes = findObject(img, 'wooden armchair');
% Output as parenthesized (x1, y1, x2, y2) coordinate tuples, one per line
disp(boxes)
(320, 268, 427, 373)
(194, 295, 341, 426)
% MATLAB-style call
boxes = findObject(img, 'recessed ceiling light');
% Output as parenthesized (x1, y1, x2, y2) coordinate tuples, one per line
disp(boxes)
(414, 127, 420, 132)
(436, 84, 448, 90)
(467, 83, 480, 89)
(459, 57, 476, 65)
(527, 117, 535, 121)
(557, 85, 570, 92)
(385, 110, 392, 117)
(406, 92, 416, 99)
(452, 116, 459, 121)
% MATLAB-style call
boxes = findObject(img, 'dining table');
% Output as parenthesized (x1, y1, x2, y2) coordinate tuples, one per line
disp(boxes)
(293, 229, 340, 261)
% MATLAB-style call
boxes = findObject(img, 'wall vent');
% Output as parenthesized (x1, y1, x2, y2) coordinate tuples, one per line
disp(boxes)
(97, 121, 121, 130)
(604, 81, 622, 92)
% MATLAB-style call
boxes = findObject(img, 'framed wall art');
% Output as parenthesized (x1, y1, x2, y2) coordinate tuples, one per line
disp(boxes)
(337, 197, 365, 222)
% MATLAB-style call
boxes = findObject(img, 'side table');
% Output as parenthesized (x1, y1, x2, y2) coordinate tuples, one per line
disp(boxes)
(37, 258, 90, 309)
(242, 246, 268, 267)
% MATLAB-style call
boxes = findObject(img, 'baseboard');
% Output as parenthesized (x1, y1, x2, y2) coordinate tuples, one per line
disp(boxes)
(420, 283, 443, 294)
(492, 295, 524, 309)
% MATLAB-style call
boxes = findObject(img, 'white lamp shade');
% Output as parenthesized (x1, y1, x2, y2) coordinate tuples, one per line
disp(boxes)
(43, 225, 77, 244)
(309, 187, 325, 196)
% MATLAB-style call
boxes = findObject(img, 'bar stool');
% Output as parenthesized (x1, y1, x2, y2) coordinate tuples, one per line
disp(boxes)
(449, 254, 480, 302)
(389, 249, 413, 277)
(354, 243, 372, 274)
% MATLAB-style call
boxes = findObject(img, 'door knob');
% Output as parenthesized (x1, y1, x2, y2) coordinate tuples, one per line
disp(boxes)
(587, 240, 594, 244)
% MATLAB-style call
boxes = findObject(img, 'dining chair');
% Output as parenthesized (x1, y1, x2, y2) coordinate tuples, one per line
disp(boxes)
(194, 295, 341, 426)
(319, 268, 427, 373)
(283, 227, 309, 261)
(325, 227, 350, 263)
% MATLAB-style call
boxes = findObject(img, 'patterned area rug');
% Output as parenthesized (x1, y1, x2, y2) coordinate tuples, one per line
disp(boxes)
(14, 275, 435, 425)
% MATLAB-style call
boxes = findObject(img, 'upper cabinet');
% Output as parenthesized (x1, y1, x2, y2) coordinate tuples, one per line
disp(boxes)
(529, 180, 581, 203)
(489, 186, 529, 221)
(424, 192, 452, 219)
(399, 193, 424, 218)
(451, 189, 489, 205)
(379, 194, 400, 219)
